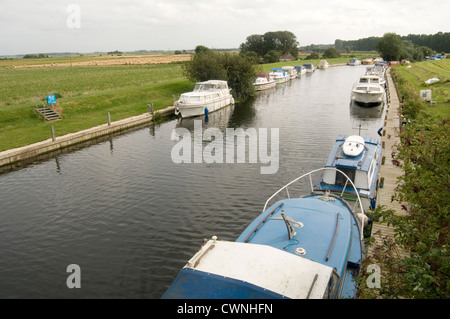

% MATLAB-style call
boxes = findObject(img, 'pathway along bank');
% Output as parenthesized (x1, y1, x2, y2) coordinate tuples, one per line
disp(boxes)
(369, 68, 409, 258)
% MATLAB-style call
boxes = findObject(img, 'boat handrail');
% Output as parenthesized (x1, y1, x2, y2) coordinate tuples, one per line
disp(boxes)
(262, 167, 366, 240)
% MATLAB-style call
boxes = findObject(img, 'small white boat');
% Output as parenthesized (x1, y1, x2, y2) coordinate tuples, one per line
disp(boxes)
(253, 73, 276, 91)
(282, 66, 298, 80)
(365, 65, 385, 78)
(351, 83, 385, 107)
(319, 60, 329, 69)
(174, 80, 234, 118)
(362, 58, 374, 65)
(269, 68, 290, 84)
(348, 58, 361, 66)
(294, 65, 306, 77)
(303, 63, 315, 73)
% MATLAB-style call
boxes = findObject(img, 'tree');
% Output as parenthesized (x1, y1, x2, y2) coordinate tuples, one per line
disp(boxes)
(322, 48, 341, 59)
(377, 33, 402, 61)
(184, 48, 256, 101)
(263, 50, 280, 63)
(240, 30, 299, 62)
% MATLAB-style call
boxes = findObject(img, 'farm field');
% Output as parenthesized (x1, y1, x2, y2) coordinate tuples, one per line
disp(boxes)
(0, 56, 193, 152)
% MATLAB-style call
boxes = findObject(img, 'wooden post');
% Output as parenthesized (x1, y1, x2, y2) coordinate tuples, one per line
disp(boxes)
(148, 102, 154, 115)
(107, 112, 111, 126)
(51, 125, 56, 142)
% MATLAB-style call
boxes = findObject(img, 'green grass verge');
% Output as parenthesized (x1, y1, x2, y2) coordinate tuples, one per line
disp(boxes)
(394, 59, 450, 120)
(0, 63, 194, 151)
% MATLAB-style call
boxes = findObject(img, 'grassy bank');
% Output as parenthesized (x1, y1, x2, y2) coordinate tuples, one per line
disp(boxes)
(392, 59, 450, 120)
(0, 62, 194, 151)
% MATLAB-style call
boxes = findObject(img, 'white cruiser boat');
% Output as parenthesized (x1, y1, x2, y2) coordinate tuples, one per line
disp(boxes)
(365, 65, 386, 78)
(319, 60, 329, 69)
(269, 68, 290, 84)
(357, 75, 386, 89)
(253, 74, 276, 91)
(174, 80, 234, 118)
(303, 63, 315, 73)
(295, 65, 306, 76)
(351, 82, 385, 107)
(282, 66, 298, 80)
(348, 58, 361, 66)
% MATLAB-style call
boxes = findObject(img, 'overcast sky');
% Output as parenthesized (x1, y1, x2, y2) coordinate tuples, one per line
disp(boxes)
(1, 0, 449, 55)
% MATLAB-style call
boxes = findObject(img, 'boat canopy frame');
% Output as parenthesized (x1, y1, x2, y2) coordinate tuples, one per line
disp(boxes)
(262, 167, 366, 240)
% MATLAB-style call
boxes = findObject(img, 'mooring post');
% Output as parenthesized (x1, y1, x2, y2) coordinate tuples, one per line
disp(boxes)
(107, 112, 111, 126)
(51, 125, 56, 142)
(148, 102, 154, 115)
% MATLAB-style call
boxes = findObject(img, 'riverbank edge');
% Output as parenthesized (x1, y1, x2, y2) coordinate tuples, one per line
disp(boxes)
(0, 106, 175, 169)
(0, 62, 351, 169)
(368, 67, 408, 257)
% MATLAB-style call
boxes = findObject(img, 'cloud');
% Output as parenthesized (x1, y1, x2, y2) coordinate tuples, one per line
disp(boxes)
(0, 0, 449, 55)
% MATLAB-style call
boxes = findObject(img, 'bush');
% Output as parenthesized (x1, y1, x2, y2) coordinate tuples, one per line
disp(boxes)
(358, 118, 450, 299)
(322, 48, 341, 59)
(183, 49, 257, 102)
(305, 52, 320, 60)
(263, 50, 280, 63)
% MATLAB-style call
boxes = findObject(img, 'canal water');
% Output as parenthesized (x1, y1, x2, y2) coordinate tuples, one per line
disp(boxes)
(0, 65, 386, 298)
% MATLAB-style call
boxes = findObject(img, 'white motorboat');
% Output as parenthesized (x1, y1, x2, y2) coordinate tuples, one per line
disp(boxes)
(358, 75, 386, 88)
(303, 63, 315, 73)
(282, 66, 298, 80)
(269, 68, 290, 84)
(294, 65, 306, 76)
(365, 65, 386, 78)
(253, 73, 276, 91)
(319, 60, 329, 69)
(348, 58, 361, 66)
(174, 80, 235, 118)
(351, 83, 385, 107)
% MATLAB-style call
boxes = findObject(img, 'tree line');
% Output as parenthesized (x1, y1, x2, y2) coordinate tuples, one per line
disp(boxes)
(335, 32, 450, 53)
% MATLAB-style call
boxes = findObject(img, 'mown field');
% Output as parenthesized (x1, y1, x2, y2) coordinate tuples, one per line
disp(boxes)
(394, 59, 450, 119)
(0, 54, 370, 152)
(0, 62, 194, 151)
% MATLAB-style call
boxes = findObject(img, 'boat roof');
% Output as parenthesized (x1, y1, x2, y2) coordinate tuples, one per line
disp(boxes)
(196, 80, 228, 85)
(162, 238, 335, 299)
(324, 135, 381, 172)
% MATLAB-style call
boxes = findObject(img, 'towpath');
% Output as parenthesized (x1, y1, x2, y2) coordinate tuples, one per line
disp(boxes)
(369, 68, 409, 258)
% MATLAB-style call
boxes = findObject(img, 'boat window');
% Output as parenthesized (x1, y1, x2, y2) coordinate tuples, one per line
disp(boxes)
(335, 168, 355, 186)
(359, 78, 368, 83)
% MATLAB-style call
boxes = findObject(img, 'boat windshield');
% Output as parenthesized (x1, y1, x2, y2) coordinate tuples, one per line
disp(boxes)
(194, 83, 225, 92)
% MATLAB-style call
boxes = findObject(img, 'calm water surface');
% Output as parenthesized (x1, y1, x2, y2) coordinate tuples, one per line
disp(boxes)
(0, 65, 386, 298)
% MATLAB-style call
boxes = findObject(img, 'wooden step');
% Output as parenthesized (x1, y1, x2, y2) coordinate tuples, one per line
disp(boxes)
(36, 107, 62, 121)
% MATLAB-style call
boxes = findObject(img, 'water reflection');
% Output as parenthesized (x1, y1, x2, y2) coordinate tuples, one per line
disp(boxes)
(0, 65, 386, 298)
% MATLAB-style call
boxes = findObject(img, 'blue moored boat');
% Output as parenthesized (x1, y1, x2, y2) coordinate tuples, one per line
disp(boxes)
(162, 167, 369, 299)
(315, 135, 382, 211)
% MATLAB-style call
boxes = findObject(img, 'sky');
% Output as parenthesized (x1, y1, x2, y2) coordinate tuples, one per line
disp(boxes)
(1, 0, 449, 55)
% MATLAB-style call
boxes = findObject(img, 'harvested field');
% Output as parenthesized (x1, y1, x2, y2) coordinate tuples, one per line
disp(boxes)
(3, 54, 192, 69)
